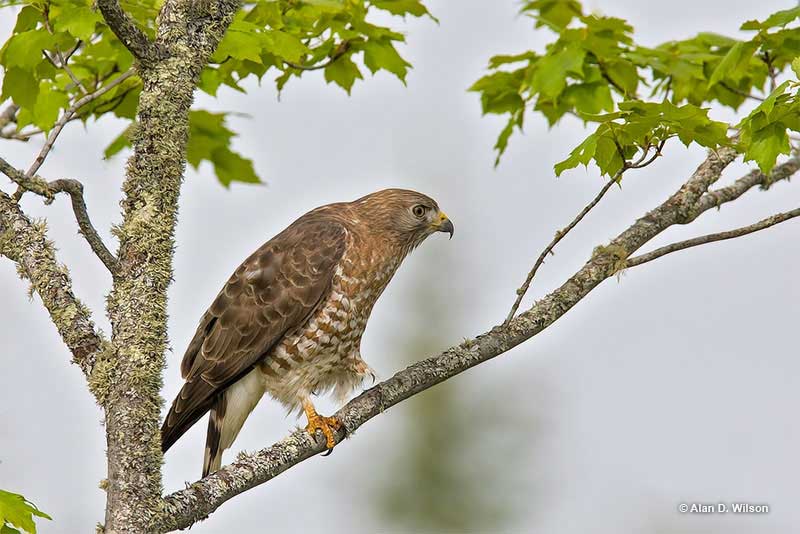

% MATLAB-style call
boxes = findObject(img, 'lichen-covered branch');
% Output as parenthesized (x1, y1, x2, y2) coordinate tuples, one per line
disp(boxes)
(158, 147, 797, 532)
(96, 0, 157, 63)
(0, 190, 106, 378)
(0, 158, 119, 274)
(695, 157, 799, 215)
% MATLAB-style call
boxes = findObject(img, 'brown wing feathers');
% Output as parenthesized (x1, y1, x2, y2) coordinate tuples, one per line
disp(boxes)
(161, 217, 347, 453)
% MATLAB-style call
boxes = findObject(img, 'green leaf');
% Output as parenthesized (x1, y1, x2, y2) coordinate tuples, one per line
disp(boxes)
(198, 68, 223, 96)
(493, 110, 524, 165)
(1, 29, 55, 71)
(12, 6, 41, 33)
(603, 59, 638, 95)
(372, 0, 432, 18)
(0, 490, 51, 534)
(522, 0, 583, 30)
(792, 57, 800, 79)
(469, 70, 525, 115)
(555, 132, 598, 176)
(324, 55, 363, 93)
(52, 5, 102, 41)
(562, 82, 613, 115)
(210, 147, 260, 187)
(214, 28, 264, 63)
(744, 122, 790, 172)
(32, 82, 70, 131)
(186, 110, 262, 186)
(265, 30, 310, 62)
(1, 67, 39, 109)
(104, 125, 133, 159)
(741, 6, 800, 30)
(531, 43, 585, 98)
(707, 40, 758, 88)
(363, 39, 411, 82)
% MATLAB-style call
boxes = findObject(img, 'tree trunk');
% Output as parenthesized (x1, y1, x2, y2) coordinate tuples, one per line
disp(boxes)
(103, 57, 195, 532)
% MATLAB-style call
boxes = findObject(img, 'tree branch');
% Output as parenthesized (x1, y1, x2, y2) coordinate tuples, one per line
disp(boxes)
(0, 103, 19, 129)
(284, 41, 351, 71)
(0, 190, 106, 379)
(25, 70, 135, 177)
(159, 145, 795, 531)
(626, 207, 800, 268)
(695, 157, 800, 215)
(0, 157, 119, 275)
(96, 0, 158, 63)
(718, 81, 764, 102)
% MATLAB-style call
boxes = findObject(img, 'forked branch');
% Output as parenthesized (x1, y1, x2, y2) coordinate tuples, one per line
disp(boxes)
(504, 140, 665, 324)
(0, 157, 119, 275)
(25, 70, 135, 177)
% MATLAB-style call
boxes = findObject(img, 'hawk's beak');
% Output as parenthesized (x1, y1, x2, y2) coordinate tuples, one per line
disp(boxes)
(432, 212, 454, 239)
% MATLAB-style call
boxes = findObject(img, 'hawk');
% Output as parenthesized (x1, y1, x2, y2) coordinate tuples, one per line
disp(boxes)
(161, 189, 454, 476)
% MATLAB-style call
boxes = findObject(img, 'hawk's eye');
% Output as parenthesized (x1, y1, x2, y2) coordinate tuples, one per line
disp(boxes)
(411, 205, 426, 218)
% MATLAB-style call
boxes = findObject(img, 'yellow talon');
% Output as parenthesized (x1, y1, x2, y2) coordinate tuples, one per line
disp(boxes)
(302, 398, 341, 448)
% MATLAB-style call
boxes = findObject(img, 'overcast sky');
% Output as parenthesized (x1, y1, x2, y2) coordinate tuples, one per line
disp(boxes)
(1, 1, 799, 533)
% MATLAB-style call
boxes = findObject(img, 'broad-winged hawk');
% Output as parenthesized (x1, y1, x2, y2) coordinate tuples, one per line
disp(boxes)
(161, 189, 454, 476)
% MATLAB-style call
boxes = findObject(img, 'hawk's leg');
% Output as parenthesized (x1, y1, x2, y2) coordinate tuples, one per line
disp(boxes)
(301, 397, 341, 449)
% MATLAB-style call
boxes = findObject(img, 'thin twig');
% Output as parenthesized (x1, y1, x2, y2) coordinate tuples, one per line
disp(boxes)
(25, 70, 135, 177)
(283, 41, 351, 71)
(57, 51, 89, 94)
(504, 141, 664, 324)
(626, 207, 800, 268)
(43, 6, 88, 94)
(629, 139, 667, 169)
(63, 40, 82, 62)
(762, 50, 777, 92)
(0, 156, 119, 275)
(718, 81, 764, 102)
(504, 178, 616, 324)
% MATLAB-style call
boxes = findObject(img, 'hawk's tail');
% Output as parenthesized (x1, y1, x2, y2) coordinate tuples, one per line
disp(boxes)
(203, 368, 266, 477)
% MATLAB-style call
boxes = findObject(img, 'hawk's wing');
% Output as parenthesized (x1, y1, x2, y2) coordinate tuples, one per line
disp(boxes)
(161, 217, 347, 452)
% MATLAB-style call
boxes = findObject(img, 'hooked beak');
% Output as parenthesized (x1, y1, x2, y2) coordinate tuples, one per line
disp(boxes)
(432, 211, 454, 239)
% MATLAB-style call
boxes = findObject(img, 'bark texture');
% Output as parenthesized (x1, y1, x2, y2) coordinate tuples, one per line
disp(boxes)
(100, 0, 240, 531)
(157, 149, 798, 531)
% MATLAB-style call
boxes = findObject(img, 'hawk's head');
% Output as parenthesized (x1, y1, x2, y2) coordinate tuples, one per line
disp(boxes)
(351, 188, 454, 246)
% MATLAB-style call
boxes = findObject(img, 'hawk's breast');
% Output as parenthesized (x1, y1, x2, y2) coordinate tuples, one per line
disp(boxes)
(258, 233, 404, 409)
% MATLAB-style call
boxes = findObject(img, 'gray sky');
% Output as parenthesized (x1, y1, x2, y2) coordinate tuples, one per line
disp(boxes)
(1, 1, 799, 532)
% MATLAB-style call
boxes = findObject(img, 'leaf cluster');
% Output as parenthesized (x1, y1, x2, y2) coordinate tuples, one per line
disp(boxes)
(0, 490, 51, 534)
(470, 1, 800, 175)
(0, 0, 431, 185)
